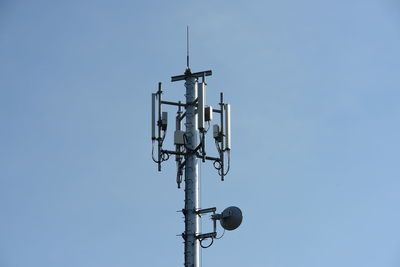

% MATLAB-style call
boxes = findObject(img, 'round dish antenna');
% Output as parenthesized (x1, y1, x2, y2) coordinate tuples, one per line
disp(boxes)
(220, 206, 243, 231)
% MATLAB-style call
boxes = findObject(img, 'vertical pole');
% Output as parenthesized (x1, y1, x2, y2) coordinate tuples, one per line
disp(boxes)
(158, 82, 162, 172)
(219, 92, 225, 181)
(184, 76, 200, 267)
(176, 101, 182, 189)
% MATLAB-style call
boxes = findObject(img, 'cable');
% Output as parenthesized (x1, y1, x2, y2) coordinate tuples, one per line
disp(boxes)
(199, 237, 214, 248)
(161, 151, 170, 161)
(215, 228, 225, 239)
(213, 160, 222, 171)
(151, 141, 161, 163)
(151, 129, 172, 164)
(205, 121, 210, 132)
(160, 130, 166, 145)
(214, 139, 222, 155)
(176, 170, 182, 188)
(199, 132, 206, 154)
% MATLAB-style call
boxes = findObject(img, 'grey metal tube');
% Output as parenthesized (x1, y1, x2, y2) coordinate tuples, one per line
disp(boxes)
(158, 82, 162, 171)
(184, 76, 200, 267)
(219, 92, 224, 180)
(151, 93, 156, 140)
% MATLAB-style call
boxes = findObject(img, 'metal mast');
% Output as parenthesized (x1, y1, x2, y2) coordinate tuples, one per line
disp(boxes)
(183, 73, 200, 266)
(150, 30, 243, 267)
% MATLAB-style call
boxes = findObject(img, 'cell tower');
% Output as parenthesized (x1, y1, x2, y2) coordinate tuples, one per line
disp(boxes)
(151, 28, 243, 267)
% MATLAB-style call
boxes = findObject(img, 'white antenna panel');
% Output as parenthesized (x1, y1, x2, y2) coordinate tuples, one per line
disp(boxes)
(224, 104, 231, 150)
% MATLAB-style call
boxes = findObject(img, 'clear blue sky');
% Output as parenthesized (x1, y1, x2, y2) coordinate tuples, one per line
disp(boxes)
(1, 0, 400, 266)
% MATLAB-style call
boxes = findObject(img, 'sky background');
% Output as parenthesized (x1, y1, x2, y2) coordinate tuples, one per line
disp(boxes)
(1, 0, 400, 266)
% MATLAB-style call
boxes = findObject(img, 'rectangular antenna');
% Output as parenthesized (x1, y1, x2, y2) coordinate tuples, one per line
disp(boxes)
(162, 112, 168, 131)
(213, 124, 220, 140)
(205, 106, 213, 121)
(198, 82, 205, 131)
(224, 104, 231, 150)
(151, 93, 156, 140)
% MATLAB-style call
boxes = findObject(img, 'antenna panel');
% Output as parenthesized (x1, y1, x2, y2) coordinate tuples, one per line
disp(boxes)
(151, 93, 156, 140)
(205, 106, 213, 121)
(162, 112, 168, 131)
(224, 104, 231, 150)
(198, 82, 205, 131)
(213, 124, 220, 139)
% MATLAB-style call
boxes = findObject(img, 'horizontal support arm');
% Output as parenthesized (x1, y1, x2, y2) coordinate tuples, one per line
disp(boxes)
(161, 99, 197, 107)
(196, 207, 216, 215)
(161, 100, 186, 107)
(171, 70, 212, 82)
(199, 155, 220, 161)
(196, 232, 217, 240)
(162, 149, 220, 162)
(162, 149, 185, 156)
